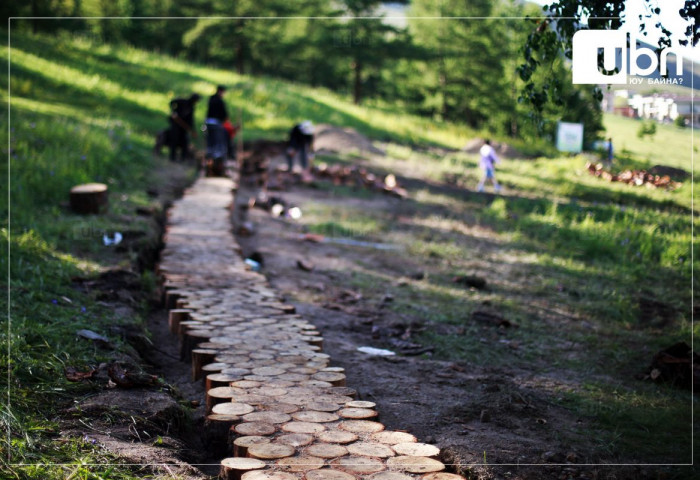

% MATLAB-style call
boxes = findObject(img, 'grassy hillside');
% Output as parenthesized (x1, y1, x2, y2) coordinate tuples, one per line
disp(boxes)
(603, 112, 698, 173)
(1, 29, 697, 477)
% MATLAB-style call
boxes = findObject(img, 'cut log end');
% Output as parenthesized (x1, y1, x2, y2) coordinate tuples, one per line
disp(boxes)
(219, 457, 266, 480)
(70, 183, 108, 214)
(387, 456, 445, 474)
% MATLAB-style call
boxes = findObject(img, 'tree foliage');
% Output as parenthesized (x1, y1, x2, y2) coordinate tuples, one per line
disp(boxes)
(6, 0, 694, 147)
(520, 0, 698, 113)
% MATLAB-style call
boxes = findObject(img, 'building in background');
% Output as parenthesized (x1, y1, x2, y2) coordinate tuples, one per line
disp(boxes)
(605, 89, 699, 126)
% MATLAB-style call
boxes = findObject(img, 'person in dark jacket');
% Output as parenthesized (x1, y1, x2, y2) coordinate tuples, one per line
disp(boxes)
(206, 85, 230, 165)
(286, 121, 315, 172)
(168, 93, 200, 161)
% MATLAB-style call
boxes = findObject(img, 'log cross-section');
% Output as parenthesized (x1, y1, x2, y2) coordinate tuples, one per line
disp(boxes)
(158, 177, 461, 480)
(70, 183, 108, 214)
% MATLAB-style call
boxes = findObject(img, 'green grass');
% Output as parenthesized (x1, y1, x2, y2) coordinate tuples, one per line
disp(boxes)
(1, 31, 203, 478)
(1, 27, 697, 473)
(294, 116, 696, 463)
(603, 113, 699, 173)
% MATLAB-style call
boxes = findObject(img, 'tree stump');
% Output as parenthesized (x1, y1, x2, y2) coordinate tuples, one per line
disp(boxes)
(338, 408, 378, 421)
(168, 309, 191, 334)
(305, 443, 349, 459)
(345, 401, 374, 409)
(211, 402, 256, 416)
(281, 421, 326, 434)
(420, 473, 465, 480)
(241, 411, 292, 424)
(207, 373, 247, 391)
(305, 401, 341, 412)
(291, 411, 340, 423)
(246, 443, 295, 460)
(391, 443, 440, 458)
(274, 433, 314, 448)
(219, 457, 266, 480)
(338, 420, 385, 434)
(306, 470, 356, 480)
(234, 422, 277, 437)
(205, 414, 240, 456)
(370, 431, 417, 445)
(346, 442, 394, 458)
(276, 456, 325, 472)
(331, 456, 386, 475)
(206, 386, 244, 413)
(386, 456, 445, 474)
(233, 436, 271, 458)
(181, 329, 214, 361)
(192, 348, 219, 381)
(259, 403, 299, 414)
(370, 473, 414, 480)
(70, 183, 108, 214)
(310, 372, 346, 386)
(317, 430, 358, 444)
(240, 472, 298, 480)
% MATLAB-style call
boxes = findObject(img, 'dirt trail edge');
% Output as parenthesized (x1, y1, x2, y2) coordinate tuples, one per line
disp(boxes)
(157, 177, 464, 480)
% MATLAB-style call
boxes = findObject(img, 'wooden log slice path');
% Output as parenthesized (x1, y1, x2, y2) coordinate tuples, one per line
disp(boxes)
(158, 178, 461, 479)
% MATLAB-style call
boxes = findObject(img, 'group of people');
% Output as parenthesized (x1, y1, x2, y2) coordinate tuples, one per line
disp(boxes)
(166, 86, 314, 176)
(168, 85, 238, 172)
(166, 87, 516, 193)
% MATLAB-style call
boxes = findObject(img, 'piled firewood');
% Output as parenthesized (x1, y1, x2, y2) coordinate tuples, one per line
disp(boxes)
(639, 342, 699, 390)
(312, 163, 408, 198)
(585, 162, 682, 190)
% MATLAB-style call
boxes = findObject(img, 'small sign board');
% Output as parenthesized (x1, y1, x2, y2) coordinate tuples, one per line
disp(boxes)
(556, 122, 584, 153)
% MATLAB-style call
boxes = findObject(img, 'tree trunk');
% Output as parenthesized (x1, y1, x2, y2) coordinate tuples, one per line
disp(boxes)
(439, 57, 448, 119)
(235, 20, 246, 75)
(69, 183, 108, 214)
(31, 0, 38, 34)
(353, 59, 362, 105)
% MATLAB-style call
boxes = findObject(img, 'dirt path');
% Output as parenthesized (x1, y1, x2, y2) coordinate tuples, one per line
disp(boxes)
(232, 164, 667, 480)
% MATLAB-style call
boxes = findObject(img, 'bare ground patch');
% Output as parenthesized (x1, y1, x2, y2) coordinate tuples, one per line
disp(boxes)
(232, 160, 694, 480)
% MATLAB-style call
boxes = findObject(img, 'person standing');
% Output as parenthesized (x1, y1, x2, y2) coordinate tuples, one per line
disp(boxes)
(206, 85, 230, 168)
(286, 121, 315, 173)
(168, 93, 200, 162)
(606, 137, 614, 166)
(477, 139, 501, 193)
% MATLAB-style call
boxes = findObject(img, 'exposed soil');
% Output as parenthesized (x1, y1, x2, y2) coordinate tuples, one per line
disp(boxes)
(228, 152, 692, 479)
(233, 176, 589, 480)
(314, 124, 386, 156)
(54, 134, 694, 479)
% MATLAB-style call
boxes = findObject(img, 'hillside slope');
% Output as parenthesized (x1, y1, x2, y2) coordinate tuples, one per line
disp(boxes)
(1, 30, 697, 480)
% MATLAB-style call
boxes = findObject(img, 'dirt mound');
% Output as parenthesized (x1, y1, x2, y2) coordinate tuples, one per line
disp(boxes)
(648, 165, 690, 181)
(314, 124, 385, 156)
(463, 138, 525, 159)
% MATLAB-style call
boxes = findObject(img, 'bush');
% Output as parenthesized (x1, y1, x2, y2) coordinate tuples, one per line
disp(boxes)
(636, 120, 657, 139)
(673, 116, 686, 128)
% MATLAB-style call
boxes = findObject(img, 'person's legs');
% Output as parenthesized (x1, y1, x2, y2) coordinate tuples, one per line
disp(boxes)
(180, 133, 191, 161)
(228, 136, 235, 160)
(489, 169, 500, 191)
(299, 144, 308, 170)
(286, 147, 296, 171)
(477, 168, 488, 192)
(169, 126, 181, 161)
(478, 167, 498, 192)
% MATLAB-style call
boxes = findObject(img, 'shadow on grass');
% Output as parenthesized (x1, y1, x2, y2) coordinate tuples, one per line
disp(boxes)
(315, 232, 692, 464)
